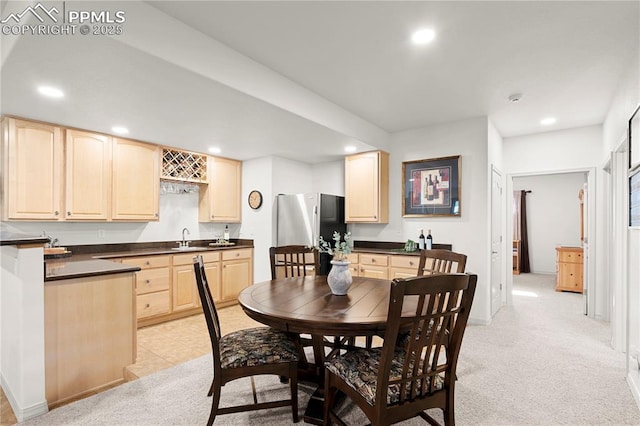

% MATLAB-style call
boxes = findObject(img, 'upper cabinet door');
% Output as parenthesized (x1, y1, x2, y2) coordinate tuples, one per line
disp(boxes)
(345, 151, 389, 223)
(199, 156, 242, 223)
(2, 118, 63, 220)
(112, 138, 160, 221)
(65, 129, 112, 220)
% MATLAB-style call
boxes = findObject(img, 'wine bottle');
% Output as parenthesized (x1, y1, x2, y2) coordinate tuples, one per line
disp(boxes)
(426, 229, 433, 250)
(418, 229, 425, 250)
(427, 174, 434, 201)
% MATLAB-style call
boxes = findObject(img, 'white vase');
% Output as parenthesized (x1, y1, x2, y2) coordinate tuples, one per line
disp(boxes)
(327, 260, 352, 295)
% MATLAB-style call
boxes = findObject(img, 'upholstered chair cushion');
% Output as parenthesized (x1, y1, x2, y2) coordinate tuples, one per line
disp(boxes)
(220, 327, 299, 369)
(325, 348, 444, 406)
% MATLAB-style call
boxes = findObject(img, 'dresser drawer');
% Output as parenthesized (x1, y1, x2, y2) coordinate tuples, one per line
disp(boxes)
(173, 251, 220, 265)
(135, 268, 170, 295)
(344, 253, 359, 264)
(137, 291, 170, 319)
(222, 248, 252, 261)
(122, 255, 170, 270)
(359, 254, 388, 267)
(390, 255, 419, 270)
(557, 248, 583, 264)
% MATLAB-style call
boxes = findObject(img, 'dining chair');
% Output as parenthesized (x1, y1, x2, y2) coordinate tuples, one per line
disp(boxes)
(269, 245, 320, 279)
(269, 245, 321, 371)
(418, 249, 467, 275)
(323, 273, 477, 426)
(193, 255, 300, 425)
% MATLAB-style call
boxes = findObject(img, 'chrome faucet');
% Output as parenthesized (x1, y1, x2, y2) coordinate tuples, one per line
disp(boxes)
(181, 227, 190, 247)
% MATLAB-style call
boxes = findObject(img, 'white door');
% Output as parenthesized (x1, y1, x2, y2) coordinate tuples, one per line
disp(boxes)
(491, 167, 503, 316)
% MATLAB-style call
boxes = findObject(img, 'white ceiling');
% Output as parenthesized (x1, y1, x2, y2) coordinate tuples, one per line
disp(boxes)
(1, 1, 638, 164)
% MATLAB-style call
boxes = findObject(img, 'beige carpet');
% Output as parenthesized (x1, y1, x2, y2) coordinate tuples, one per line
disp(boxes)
(20, 274, 640, 425)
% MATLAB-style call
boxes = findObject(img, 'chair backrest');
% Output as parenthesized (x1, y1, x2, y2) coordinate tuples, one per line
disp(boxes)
(193, 255, 222, 370)
(377, 273, 477, 406)
(269, 245, 319, 279)
(417, 249, 467, 276)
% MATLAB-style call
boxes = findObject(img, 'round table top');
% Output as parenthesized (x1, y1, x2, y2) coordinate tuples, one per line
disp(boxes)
(238, 275, 396, 337)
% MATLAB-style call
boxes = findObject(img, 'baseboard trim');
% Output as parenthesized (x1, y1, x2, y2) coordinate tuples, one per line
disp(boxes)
(627, 373, 640, 410)
(1, 374, 49, 421)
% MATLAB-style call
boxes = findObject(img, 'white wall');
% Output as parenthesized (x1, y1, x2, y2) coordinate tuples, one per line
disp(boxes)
(503, 126, 603, 174)
(0, 190, 236, 246)
(513, 173, 587, 273)
(348, 117, 492, 324)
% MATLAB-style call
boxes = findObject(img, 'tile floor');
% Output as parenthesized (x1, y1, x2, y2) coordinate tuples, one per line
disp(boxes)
(0, 305, 261, 426)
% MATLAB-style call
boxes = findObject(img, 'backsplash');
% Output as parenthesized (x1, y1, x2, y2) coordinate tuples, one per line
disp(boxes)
(0, 191, 238, 246)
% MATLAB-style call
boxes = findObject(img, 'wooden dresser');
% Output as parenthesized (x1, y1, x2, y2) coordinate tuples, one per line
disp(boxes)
(555, 246, 583, 293)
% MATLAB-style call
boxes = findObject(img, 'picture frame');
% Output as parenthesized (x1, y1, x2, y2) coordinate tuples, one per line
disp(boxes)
(402, 155, 461, 217)
(630, 167, 640, 228)
(630, 104, 640, 171)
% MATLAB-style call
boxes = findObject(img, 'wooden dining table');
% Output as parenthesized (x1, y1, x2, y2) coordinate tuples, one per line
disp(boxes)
(238, 275, 401, 424)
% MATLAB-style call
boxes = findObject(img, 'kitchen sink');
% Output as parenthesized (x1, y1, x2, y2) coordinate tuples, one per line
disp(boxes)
(171, 246, 208, 251)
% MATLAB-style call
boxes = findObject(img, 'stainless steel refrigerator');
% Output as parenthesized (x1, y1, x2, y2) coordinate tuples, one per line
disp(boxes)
(276, 193, 346, 274)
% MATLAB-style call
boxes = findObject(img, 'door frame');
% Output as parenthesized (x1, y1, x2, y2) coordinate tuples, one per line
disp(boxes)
(505, 167, 596, 319)
(490, 165, 504, 316)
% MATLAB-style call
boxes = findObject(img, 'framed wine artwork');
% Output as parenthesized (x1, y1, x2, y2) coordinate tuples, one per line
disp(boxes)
(402, 155, 461, 217)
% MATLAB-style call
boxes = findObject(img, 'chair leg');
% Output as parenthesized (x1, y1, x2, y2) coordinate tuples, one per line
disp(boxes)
(208, 384, 221, 426)
(290, 363, 299, 423)
(207, 380, 214, 397)
(443, 389, 455, 425)
(323, 380, 337, 425)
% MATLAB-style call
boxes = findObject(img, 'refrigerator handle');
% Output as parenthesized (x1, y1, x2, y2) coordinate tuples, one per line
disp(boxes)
(313, 205, 318, 247)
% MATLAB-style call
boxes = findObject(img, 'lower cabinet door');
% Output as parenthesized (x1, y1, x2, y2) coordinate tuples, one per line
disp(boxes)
(221, 258, 251, 301)
(172, 264, 199, 311)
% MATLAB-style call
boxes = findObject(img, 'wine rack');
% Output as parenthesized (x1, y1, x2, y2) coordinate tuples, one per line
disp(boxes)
(161, 148, 207, 183)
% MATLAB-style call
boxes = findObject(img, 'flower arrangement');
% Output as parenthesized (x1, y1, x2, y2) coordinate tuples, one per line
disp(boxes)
(317, 231, 352, 262)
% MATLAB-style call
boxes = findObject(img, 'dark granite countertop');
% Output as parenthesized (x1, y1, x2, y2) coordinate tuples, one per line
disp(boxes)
(45, 259, 140, 282)
(44, 239, 254, 281)
(68, 239, 254, 259)
(0, 232, 48, 246)
(352, 241, 452, 256)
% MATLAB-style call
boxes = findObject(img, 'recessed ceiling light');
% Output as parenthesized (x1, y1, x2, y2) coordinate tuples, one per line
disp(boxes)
(344, 145, 357, 153)
(540, 117, 557, 126)
(37, 86, 64, 98)
(111, 126, 129, 134)
(208, 147, 221, 154)
(411, 28, 436, 45)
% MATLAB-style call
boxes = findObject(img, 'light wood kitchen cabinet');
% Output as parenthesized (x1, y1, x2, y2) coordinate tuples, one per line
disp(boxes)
(221, 248, 253, 302)
(112, 138, 160, 221)
(121, 255, 171, 322)
(2, 117, 63, 220)
(65, 129, 111, 220)
(344, 253, 360, 277)
(556, 246, 583, 293)
(357, 253, 389, 279)
(389, 255, 420, 279)
(199, 156, 242, 223)
(345, 150, 389, 223)
(45, 273, 136, 408)
(172, 251, 221, 312)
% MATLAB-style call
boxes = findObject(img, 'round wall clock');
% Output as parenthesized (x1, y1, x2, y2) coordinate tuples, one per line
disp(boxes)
(248, 190, 263, 210)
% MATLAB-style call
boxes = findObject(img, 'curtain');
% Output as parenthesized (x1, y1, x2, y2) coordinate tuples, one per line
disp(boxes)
(513, 190, 531, 273)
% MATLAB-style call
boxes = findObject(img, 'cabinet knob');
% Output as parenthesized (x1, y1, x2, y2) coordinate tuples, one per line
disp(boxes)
(155, 213, 159, 217)
(67, 211, 71, 216)
(54, 211, 59, 215)
(145, 261, 151, 266)
(409, 261, 414, 266)
(145, 304, 150, 308)
(146, 279, 150, 284)
(371, 259, 375, 263)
